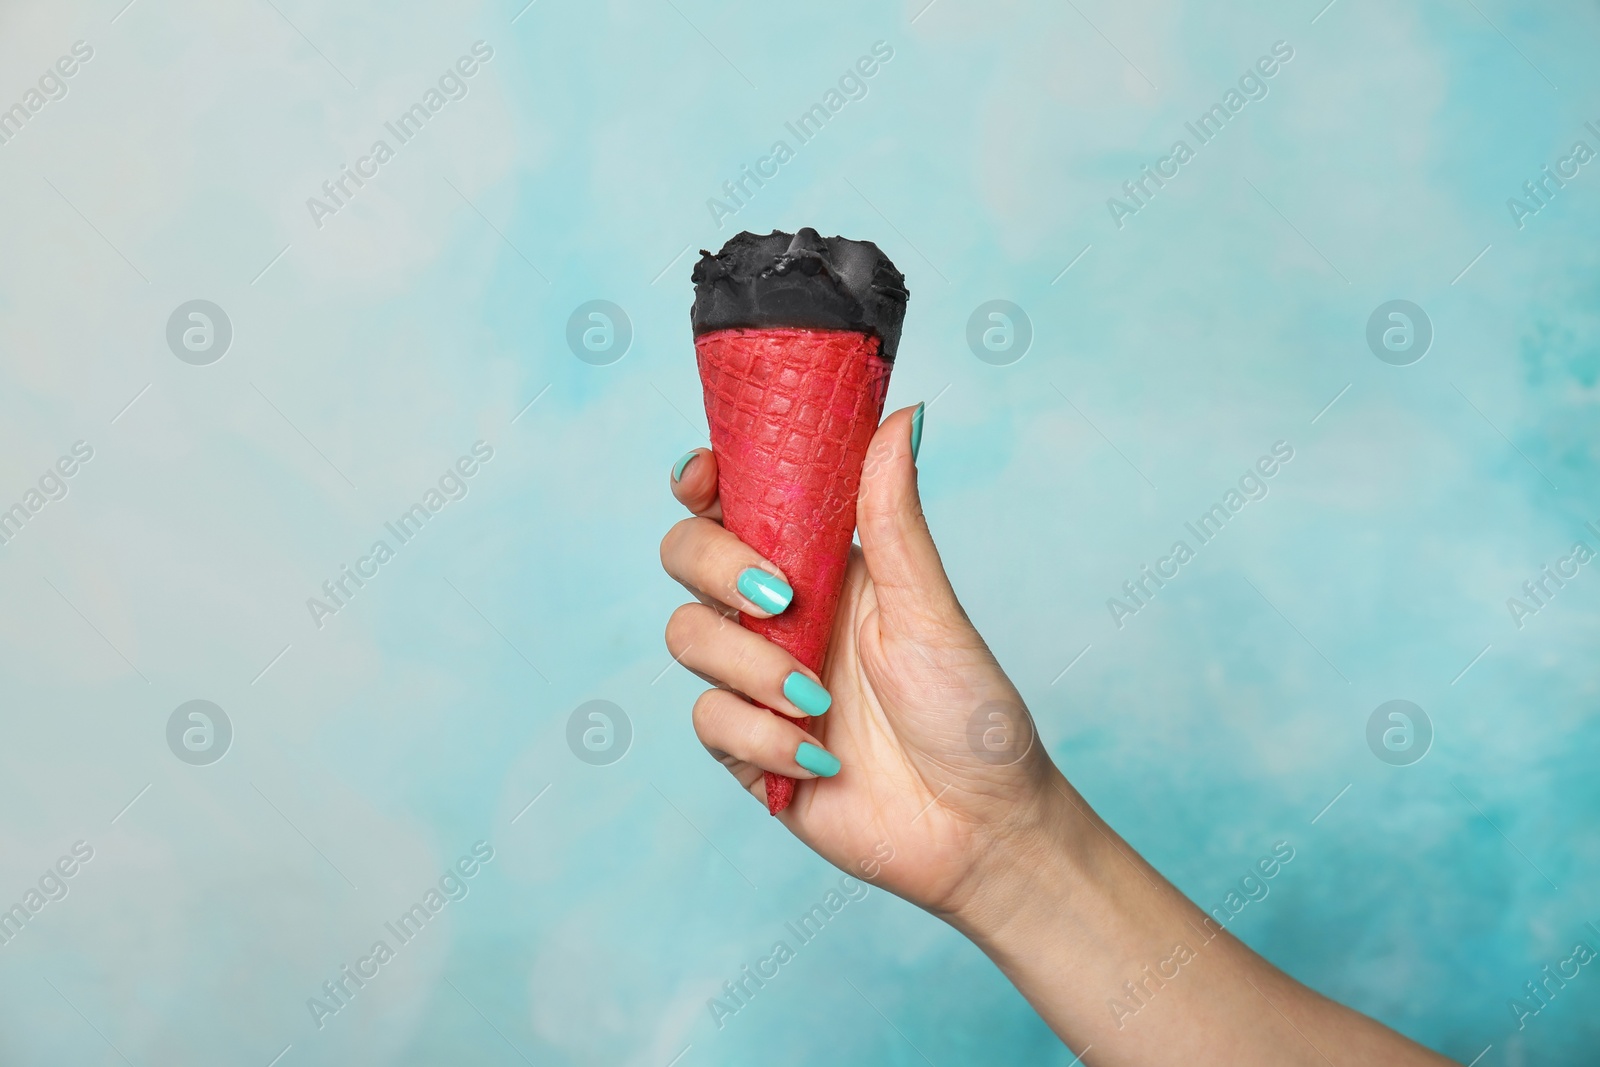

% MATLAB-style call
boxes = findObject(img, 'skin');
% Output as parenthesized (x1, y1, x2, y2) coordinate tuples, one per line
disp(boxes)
(661, 405, 1458, 1065)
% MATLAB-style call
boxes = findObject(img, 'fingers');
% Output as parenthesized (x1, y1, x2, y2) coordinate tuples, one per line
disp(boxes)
(857, 404, 963, 626)
(661, 516, 794, 619)
(692, 688, 842, 782)
(670, 447, 722, 521)
(665, 603, 832, 720)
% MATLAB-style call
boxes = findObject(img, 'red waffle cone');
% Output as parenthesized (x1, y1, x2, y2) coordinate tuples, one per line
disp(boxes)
(695, 326, 893, 814)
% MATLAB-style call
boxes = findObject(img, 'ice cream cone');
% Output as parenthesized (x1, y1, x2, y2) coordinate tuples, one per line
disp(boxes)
(691, 229, 908, 814)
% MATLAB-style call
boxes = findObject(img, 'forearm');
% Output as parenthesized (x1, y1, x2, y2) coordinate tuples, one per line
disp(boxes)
(949, 773, 1454, 1066)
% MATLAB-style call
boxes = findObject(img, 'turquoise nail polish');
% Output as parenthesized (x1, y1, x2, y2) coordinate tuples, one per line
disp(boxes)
(782, 672, 832, 716)
(672, 450, 698, 482)
(910, 402, 925, 462)
(737, 568, 793, 614)
(795, 741, 841, 778)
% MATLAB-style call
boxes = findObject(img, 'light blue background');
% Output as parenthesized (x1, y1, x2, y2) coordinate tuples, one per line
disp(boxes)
(0, 0, 1596, 1063)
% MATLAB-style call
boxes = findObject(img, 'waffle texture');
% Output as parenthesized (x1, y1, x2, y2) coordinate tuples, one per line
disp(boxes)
(695, 326, 893, 813)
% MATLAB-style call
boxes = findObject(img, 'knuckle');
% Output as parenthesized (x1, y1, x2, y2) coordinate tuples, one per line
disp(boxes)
(664, 602, 704, 651)
(691, 689, 723, 732)
(860, 436, 896, 481)
(726, 635, 764, 681)
(857, 482, 895, 528)
(660, 516, 700, 566)
(737, 712, 767, 750)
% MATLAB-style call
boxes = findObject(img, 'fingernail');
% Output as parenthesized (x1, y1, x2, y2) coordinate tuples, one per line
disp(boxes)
(782, 672, 832, 716)
(672, 450, 698, 482)
(795, 741, 841, 778)
(737, 568, 793, 614)
(910, 402, 925, 462)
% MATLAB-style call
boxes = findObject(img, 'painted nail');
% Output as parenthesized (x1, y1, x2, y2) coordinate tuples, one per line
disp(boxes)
(782, 672, 832, 717)
(910, 402, 925, 462)
(795, 741, 841, 778)
(737, 568, 793, 614)
(672, 450, 698, 482)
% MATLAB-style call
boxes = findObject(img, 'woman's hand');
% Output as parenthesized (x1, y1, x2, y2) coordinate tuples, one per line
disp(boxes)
(659, 405, 1075, 923)
(661, 403, 1459, 1066)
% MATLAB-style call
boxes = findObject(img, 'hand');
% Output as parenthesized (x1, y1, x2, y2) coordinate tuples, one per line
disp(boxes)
(660, 405, 1074, 921)
(660, 404, 1459, 1065)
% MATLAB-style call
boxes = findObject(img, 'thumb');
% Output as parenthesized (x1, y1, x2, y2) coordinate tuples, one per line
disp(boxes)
(856, 404, 962, 629)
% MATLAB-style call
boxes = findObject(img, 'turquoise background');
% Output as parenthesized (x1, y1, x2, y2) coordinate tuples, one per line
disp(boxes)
(0, 0, 1597, 1063)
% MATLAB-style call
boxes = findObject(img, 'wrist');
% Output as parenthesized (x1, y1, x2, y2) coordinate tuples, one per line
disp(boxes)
(939, 767, 1100, 948)
(936, 771, 1192, 1055)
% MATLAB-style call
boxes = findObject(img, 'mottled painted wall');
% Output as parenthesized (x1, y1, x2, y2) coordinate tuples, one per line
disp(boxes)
(0, 1, 1595, 1064)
